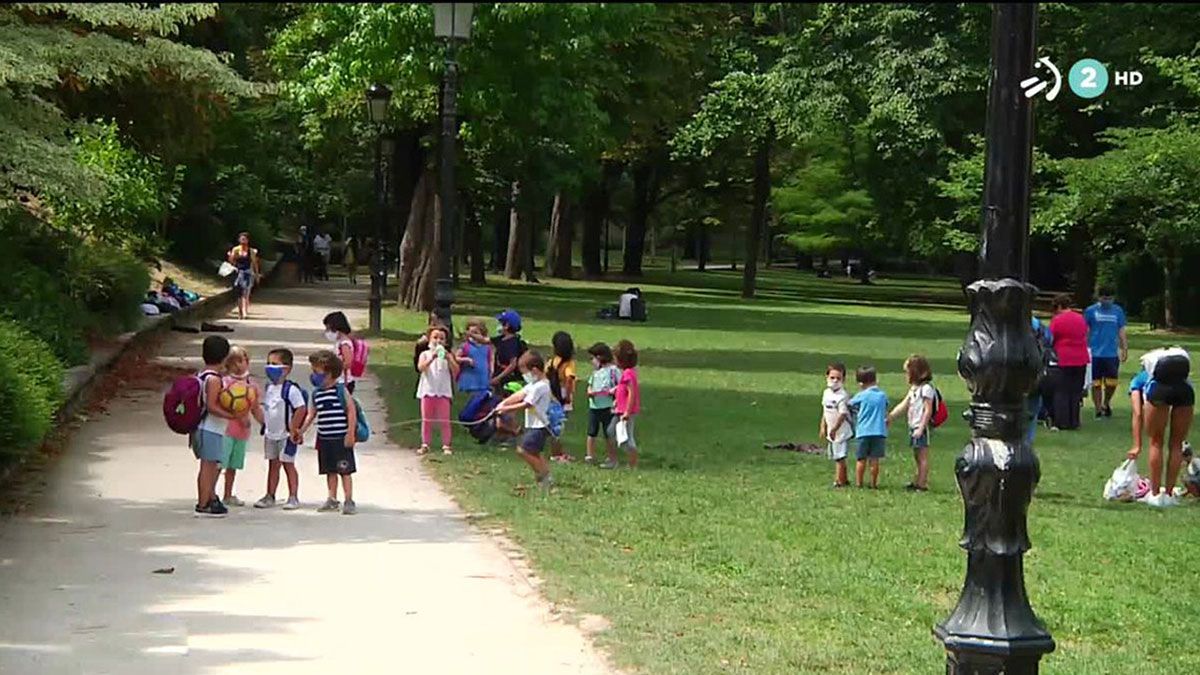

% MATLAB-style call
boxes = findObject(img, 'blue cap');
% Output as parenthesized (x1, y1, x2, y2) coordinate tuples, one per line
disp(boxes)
(496, 309, 522, 333)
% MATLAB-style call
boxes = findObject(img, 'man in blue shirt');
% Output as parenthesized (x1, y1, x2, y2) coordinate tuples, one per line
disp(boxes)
(849, 366, 889, 489)
(1084, 288, 1129, 420)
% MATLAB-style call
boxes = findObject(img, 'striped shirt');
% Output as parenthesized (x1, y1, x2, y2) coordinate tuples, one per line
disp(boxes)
(312, 386, 349, 439)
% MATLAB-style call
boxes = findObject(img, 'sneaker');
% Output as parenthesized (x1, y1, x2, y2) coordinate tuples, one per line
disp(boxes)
(442, 446, 453, 456)
(417, 445, 430, 456)
(253, 495, 276, 509)
(583, 456, 596, 465)
(832, 482, 850, 489)
(599, 460, 619, 470)
(317, 499, 341, 513)
(195, 499, 228, 518)
(342, 499, 357, 515)
(1095, 410, 1105, 421)
(224, 495, 246, 508)
(536, 473, 554, 490)
(282, 497, 300, 511)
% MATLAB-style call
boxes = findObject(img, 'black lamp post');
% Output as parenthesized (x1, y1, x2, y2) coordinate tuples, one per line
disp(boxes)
(365, 83, 392, 333)
(433, 3, 473, 332)
(934, 4, 1055, 673)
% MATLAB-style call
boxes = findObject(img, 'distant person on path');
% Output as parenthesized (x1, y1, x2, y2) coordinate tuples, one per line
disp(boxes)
(584, 342, 620, 465)
(302, 350, 359, 515)
(1084, 288, 1128, 419)
(1048, 294, 1090, 431)
(344, 236, 358, 285)
(298, 225, 315, 283)
(849, 366, 888, 489)
(254, 348, 308, 510)
(818, 362, 852, 489)
(227, 232, 261, 320)
(416, 325, 459, 456)
(314, 230, 333, 281)
(888, 355, 936, 492)
(1128, 347, 1193, 507)
(193, 336, 233, 517)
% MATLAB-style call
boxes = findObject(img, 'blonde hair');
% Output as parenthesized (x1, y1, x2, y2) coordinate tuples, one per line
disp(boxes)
(903, 354, 933, 386)
(465, 317, 488, 335)
(224, 346, 250, 374)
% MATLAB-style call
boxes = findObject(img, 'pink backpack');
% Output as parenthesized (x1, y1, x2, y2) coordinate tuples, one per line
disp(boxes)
(349, 338, 370, 378)
(163, 370, 217, 435)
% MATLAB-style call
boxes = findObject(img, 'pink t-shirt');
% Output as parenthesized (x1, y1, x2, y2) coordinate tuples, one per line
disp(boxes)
(222, 375, 253, 441)
(614, 367, 641, 416)
(1050, 310, 1090, 367)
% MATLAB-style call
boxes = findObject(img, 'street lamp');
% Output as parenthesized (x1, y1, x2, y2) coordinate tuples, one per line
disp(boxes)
(432, 3, 473, 332)
(934, 4, 1055, 674)
(365, 83, 391, 333)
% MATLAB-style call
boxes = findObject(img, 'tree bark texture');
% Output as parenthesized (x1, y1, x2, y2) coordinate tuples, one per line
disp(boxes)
(504, 181, 525, 280)
(1163, 259, 1176, 330)
(547, 192, 574, 278)
(741, 132, 772, 299)
(623, 160, 660, 276)
(464, 195, 486, 285)
(390, 129, 426, 252)
(396, 167, 438, 312)
(491, 201, 508, 272)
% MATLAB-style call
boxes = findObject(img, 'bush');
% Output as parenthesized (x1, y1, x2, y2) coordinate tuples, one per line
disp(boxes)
(0, 320, 64, 466)
(65, 245, 150, 335)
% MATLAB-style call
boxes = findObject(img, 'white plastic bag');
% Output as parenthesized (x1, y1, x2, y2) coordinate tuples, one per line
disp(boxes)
(1103, 459, 1140, 502)
(218, 261, 236, 277)
(615, 419, 629, 446)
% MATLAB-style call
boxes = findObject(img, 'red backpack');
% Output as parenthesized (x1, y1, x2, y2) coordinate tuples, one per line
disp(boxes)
(930, 386, 949, 429)
(163, 370, 218, 435)
(349, 338, 370, 378)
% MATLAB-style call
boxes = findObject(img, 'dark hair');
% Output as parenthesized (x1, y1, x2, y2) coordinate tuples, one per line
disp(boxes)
(826, 362, 846, 377)
(268, 348, 294, 367)
(856, 366, 877, 386)
(519, 349, 545, 373)
(238, 231, 250, 241)
(904, 354, 933, 385)
(552, 331, 575, 361)
(309, 349, 343, 379)
(1052, 294, 1073, 311)
(323, 311, 353, 335)
(615, 339, 638, 369)
(202, 335, 231, 366)
(1098, 287, 1115, 298)
(427, 325, 449, 341)
(588, 342, 614, 364)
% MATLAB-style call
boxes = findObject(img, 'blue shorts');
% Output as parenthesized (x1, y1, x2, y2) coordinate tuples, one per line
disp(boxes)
(520, 427, 550, 455)
(856, 436, 887, 461)
(909, 428, 929, 449)
(191, 430, 225, 462)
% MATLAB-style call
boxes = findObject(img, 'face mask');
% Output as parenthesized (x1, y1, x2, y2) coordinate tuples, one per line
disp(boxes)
(523, 373, 535, 384)
(827, 377, 843, 391)
(324, 330, 338, 342)
(265, 364, 286, 384)
(310, 373, 326, 388)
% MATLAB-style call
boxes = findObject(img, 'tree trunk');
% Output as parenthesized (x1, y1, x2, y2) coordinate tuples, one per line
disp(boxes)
(547, 192, 574, 278)
(523, 192, 538, 283)
(390, 129, 426, 256)
(464, 196, 486, 285)
(1163, 258, 1176, 330)
(504, 181, 525, 279)
(698, 225, 709, 271)
(623, 161, 658, 276)
(1073, 243, 1097, 308)
(491, 201, 508, 271)
(396, 167, 439, 311)
(741, 132, 772, 299)
(581, 177, 606, 278)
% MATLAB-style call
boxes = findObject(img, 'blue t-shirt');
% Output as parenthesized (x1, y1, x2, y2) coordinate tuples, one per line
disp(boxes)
(1084, 303, 1126, 358)
(1129, 369, 1149, 396)
(457, 341, 492, 393)
(849, 386, 889, 438)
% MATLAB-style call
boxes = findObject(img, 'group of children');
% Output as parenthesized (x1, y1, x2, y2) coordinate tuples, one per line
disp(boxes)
(818, 355, 940, 491)
(187, 311, 364, 517)
(413, 309, 643, 486)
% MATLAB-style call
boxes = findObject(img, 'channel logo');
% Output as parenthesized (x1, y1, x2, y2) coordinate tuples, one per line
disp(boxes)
(1021, 56, 1062, 101)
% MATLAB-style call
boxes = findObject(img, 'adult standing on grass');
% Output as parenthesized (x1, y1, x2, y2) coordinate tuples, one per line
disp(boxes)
(1047, 294, 1089, 431)
(1084, 288, 1128, 420)
(1128, 347, 1193, 507)
(227, 232, 261, 320)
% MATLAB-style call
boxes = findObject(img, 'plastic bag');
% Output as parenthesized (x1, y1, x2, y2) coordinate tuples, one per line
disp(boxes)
(1103, 459, 1141, 502)
(218, 261, 237, 277)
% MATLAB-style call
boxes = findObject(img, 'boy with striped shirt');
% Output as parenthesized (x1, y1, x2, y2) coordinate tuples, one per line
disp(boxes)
(301, 350, 359, 515)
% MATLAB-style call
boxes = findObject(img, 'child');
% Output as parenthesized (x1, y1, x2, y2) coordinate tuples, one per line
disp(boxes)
(888, 355, 936, 492)
(491, 309, 527, 389)
(456, 318, 494, 398)
(416, 325, 460, 455)
(323, 311, 359, 394)
(547, 331, 577, 462)
(604, 339, 641, 470)
(301, 350, 359, 515)
(494, 351, 554, 488)
(219, 346, 263, 507)
(849, 366, 889, 489)
(818, 363, 852, 488)
(254, 348, 308, 510)
(1183, 442, 1199, 498)
(585, 343, 621, 465)
(193, 336, 233, 517)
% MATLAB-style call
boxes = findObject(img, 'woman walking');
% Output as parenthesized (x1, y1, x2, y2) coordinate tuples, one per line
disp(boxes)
(1047, 294, 1090, 431)
(227, 232, 261, 320)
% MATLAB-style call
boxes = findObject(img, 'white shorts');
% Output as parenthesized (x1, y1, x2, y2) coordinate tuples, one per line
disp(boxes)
(264, 437, 298, 463)
(828, 440, 849, 461)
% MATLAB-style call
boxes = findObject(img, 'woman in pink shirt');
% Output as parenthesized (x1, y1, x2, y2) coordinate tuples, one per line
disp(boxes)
(605, 339, 642, 469)
(1048, 294, 1090, 430)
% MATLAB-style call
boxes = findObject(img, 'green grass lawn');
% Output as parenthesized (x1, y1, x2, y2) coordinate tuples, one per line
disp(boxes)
(375, 268, 1199, 674)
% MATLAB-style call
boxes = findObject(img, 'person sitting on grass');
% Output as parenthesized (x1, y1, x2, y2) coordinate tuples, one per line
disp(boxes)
(888, 355, 936, 492)
(849, 366, 889, 489)
(1181, 442, 1199, 498)
(818, 362, 852, 489)
(493, 351, 554, 489)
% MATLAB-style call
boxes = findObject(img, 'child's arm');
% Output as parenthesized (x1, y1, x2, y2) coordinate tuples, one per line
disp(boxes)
(251, 402, 265, 426)
(344, 394, 357, 447)
(417, 349, 435, 372)
(492, 357, 517, 386)
(564, 374, 576, 406)
(622, 376, 640, 420)
(1127, 392, 1145, 459)
(829, 412, 848, 440)
(917, 396, 933, 431)
(447, 350, 461, 377)
(494, 389, 530, 415)
(300, 402, 316, 435)
(888, 397, 910, 423)
(817, 412, 828, 441)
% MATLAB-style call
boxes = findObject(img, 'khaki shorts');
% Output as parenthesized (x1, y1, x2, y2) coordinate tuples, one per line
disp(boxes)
(264, 437, 298, 463)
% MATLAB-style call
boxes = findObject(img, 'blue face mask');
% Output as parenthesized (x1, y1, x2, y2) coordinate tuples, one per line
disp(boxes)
(310, 372, 326, 388)
(265, 364, 286, 384)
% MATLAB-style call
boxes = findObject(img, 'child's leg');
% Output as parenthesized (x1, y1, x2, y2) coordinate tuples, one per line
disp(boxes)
(326, 473, 339, 500)
(435, 397, 452, 447)
(420, 397, 434, 448)
(223, 469, 237, 500)
(340, 474, 354, 502)
(198, 460, 219, 505)
(283, 463, 300, 499)
(625, 417, 639, 468)
(585, 435, 596, 460)
(870, 459, 880, 488)
(855, 460, 866, 487)
(266, 459, 282, 498)
(835, 459, 847, 485)
(916, 447, 930, 489)
(517, 450, 544, 476)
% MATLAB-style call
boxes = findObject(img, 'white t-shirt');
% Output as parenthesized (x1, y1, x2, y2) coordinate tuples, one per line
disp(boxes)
(197, 370, 228, 435)
(908, 383, 937, 429)
(415, 349, 454, 398)
(314, 234, 332, 254)
(822, 387, 852, 443)
(336, 338, 357, 383)
(521, 379, 552, 430)
(264, 382, 308, 440)
(618, 293, 637, 318)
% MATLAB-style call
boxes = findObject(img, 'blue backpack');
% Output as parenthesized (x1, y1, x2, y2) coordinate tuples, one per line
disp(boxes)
(260, 380, 308, 436)
(336, 382, 371, 442)
(545, 400, 566, 437)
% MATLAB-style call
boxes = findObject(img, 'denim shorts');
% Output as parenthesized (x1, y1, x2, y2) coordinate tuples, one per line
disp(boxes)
(909, 428, 929, 450)
(856, 436, 887, 461)
(520, 427, 550, 455)
(191, 430, 225, 463)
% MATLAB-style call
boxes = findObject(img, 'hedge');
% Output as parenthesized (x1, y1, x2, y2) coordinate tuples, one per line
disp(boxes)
(0, 320, 64, 466)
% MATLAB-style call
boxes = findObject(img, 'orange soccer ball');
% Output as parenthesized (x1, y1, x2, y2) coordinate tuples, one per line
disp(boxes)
(218, 381, 257, 415)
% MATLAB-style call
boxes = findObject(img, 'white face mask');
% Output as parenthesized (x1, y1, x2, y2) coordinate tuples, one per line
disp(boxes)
(324, 330, 338, 342)
(523, 373, 535, 384)
(827, 377, 843, 391)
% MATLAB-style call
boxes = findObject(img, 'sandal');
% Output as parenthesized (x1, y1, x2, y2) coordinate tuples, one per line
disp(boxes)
(417, 445, 430, 456)
(442, 446, 453, 455)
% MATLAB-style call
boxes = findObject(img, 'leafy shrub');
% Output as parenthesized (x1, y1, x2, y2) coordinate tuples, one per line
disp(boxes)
(65, 245, 151, 335)
(0, 320, 64, 466)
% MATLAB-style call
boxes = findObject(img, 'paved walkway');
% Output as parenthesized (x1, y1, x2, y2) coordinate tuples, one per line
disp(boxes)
(0, 283, 613, 675)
